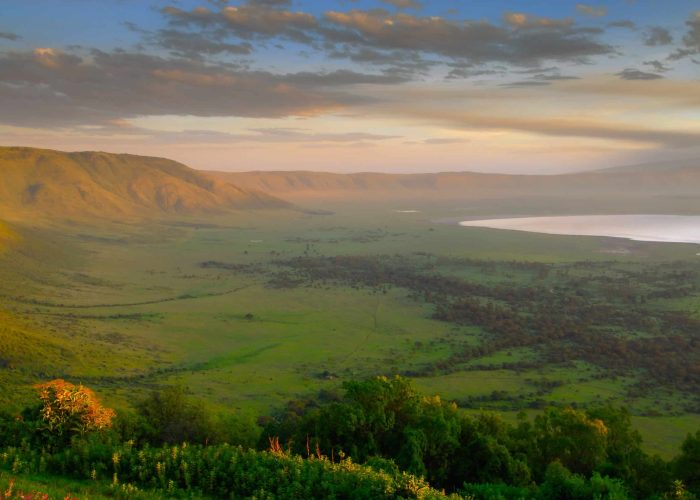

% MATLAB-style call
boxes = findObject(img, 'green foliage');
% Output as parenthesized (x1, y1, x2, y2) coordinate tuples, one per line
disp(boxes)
(0, 440, 450, 499)
(266, 376, 534, 490)
(538, 461, 629, 499)
(131, 386, 259, 447)
(531, 407, 609, 478)
(460, 482, 533, 500)
(674, 430, 700, 497)
(2, 377, 700, 497)
(265, 376, 469, 489)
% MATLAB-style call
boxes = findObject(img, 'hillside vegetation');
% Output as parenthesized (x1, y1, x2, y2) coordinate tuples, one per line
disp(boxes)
(2, 376, 699, 499)
(0, 147, 290, 221)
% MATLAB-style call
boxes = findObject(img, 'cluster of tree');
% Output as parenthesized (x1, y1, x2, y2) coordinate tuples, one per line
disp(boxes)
(2, 377, 700, 498)
(269, 255, 700, 395)
(262, 376, 699, 498)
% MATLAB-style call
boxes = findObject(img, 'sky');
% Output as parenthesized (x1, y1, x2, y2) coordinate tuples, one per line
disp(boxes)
(0, 0, 699, 174)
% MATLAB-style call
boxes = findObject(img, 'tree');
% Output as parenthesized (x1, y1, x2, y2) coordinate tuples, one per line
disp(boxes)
(675, 430, 700, 497)
(135, 385, 214, 445)
(530, 407, 609, 478)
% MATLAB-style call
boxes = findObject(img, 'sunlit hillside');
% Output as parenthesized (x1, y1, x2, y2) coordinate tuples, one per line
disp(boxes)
(0, 147, 290, 222)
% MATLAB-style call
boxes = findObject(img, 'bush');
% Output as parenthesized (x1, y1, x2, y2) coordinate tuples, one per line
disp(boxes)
(0, 441, 452, 498)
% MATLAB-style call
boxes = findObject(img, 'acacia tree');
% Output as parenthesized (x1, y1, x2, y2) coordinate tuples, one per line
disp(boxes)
(35, 379, 114, 445)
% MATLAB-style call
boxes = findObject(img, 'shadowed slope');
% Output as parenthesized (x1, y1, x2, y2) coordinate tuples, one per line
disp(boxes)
(0, 147, 290, 221)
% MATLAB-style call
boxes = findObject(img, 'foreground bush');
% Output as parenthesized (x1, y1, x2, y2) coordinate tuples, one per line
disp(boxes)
(0, 441, 452, 499)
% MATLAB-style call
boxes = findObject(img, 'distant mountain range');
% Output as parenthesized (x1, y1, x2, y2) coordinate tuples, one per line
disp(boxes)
(0, 147, 290, 222)
(1, 146, 698, 222)
(209, 159, 700, 201)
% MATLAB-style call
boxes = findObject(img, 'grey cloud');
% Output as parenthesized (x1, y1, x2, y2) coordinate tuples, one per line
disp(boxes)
(669, 12, 700, 60)
(381, 0, 422, 9)
(326, 47, 437, 80)
(0, 48, 380, 127)
(153, 29, 253, 57)
(247, 0, 292, 7)
(576, 4, 607, 17)
(485, 67, 579, 84)
(322, 10, 612, 65)
(163, 4, 613, 68)
(643, 26, 673, 46)
(643, 60, 670, 72)
(446, 65, 505, 79)
(500, 80, 551, 87)
(535, 73, 579, 80)
(0, 32, 20, 41)
(283, 68, 410, 86)
(607, 20, 636, 29)
(616, 68, 664, 80)
(163, 4, 317, 43)
(683, 12, 700, 50)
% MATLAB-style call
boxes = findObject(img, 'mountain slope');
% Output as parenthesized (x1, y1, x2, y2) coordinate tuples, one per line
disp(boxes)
(0, 221, 18, 253)
(0, 147, 290, 220)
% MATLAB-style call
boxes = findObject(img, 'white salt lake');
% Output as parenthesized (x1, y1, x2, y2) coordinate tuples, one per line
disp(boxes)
(459, 215, 700, 245)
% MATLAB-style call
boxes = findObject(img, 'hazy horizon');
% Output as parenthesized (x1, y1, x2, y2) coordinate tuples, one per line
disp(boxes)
(1, 0, 699, 174)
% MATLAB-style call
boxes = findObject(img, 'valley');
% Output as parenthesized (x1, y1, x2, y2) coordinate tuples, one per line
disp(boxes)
(2, 150, 700, 461)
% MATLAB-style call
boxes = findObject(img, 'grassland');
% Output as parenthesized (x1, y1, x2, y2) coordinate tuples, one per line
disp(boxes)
(1, 200, 699, 458)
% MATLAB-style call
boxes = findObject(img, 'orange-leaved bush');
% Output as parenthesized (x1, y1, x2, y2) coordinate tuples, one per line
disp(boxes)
(34, 379, 114, 437)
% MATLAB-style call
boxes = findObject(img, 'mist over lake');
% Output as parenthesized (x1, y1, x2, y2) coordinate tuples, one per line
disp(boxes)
(459, 215, 700, 244)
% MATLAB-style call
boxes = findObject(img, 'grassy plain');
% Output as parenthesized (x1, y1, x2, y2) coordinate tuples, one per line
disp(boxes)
(1, 199, 699, 458)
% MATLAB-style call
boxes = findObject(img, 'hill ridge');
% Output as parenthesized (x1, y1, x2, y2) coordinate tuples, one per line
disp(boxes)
(0, 147, 291, 221)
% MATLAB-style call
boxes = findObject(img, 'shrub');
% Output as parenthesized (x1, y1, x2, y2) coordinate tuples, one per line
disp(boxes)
(34, 379, 114, 449)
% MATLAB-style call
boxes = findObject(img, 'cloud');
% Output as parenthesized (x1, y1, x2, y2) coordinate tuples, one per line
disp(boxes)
(163, 4, 613, 68)
(149, 29, 253, 57)
(0, 48, 391, 127)
(0, 32, 20, 41)
(163, 3, 317, 42)
(322, 9, 611, 65)
(247, 0, 292, 6)
(534, 73, 579, 80)
(669, 11, 700, 60)
(616, 68, 664, 80)
(607, 20, 636, 30)
(576, 4, 607, 17)
(244, 128, 399, 142)
(422, 137, 469, 144)
(642, 26, 673, 46)
(95, 124, 400, 144)
(503, 12, 573, 30)
(400, 108, 700, 148)
(682, 11, 700, 50)
(381, 0, 421, 9)
(642, 60, 670, 72)
(284, 69, 410, 86)
(500, 80, 552, 88)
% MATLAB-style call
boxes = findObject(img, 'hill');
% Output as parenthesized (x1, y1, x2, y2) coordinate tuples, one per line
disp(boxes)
(0, 147, 291, 221)
(207, 160, 700, 202)
(0, 221, 18, 253)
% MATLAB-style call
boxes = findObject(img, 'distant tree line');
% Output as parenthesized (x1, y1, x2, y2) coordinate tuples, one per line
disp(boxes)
(263, 254, 700, 398)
